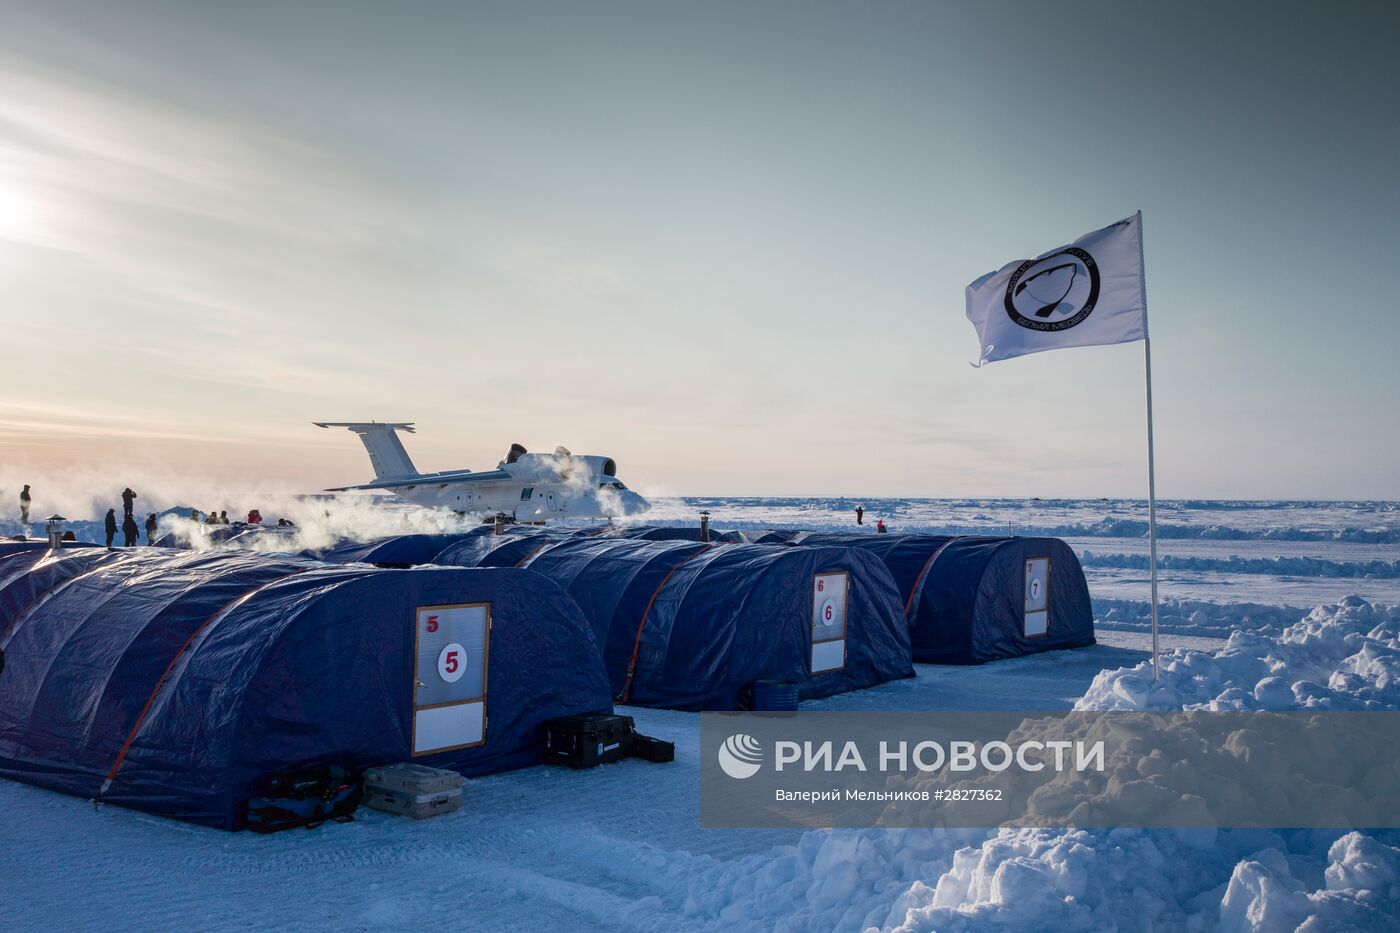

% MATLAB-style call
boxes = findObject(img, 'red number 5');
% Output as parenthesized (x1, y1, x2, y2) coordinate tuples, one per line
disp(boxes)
(426, 615, 439, 633)
(444, 650, 459, 674)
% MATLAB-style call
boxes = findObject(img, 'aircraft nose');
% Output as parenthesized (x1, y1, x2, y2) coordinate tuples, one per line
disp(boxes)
(620, 490, 650, 515)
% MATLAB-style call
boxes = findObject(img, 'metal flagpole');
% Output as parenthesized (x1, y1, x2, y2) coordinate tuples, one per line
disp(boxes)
(1144, 337, 1161, 681)
(1137, 210, 1161, 682)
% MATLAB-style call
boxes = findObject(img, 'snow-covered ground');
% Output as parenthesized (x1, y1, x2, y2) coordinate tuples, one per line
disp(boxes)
(2, 497, 1398, 931)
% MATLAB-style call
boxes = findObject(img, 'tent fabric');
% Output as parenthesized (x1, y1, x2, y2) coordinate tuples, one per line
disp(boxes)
(629, 528, 749, 543)
(315, 533, 482, 567)
(789, 533, 1094, 664)
(516, 538, 914, 710)
(789, 532, 959, 609)
(433, 532, 565, 569)
(0, 549, 611, 830)
(468, 524, 608, 541)
(0, 540, 100, 554)
(737, 529, 803, 544)
(0, 547, 135, 627)
(616, 526, 731, 543)
(315, 527, 604, 567)
(905, 536, 1094, 664)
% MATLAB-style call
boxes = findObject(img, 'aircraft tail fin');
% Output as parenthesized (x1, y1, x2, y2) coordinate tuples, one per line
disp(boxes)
(315, 422, 420, 481)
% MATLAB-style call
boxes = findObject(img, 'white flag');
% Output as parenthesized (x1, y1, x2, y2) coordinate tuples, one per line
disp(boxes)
(965, 212, 1147, 365)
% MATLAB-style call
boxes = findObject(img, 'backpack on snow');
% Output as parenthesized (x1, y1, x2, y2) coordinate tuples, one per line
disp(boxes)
(244, 764, 362, 833)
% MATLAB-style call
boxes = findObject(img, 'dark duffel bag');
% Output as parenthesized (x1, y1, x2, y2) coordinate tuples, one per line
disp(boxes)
(630, 733, 675, 763)
(245, 764, 362, 833)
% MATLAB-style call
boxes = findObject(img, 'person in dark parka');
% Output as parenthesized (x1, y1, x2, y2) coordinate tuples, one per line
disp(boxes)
(19, 484, 31, 524)
(122, 512, 139, 547)
(121, 487, 137, 517)
(104, 509, 117, 548)
(145, 512, 159, 544)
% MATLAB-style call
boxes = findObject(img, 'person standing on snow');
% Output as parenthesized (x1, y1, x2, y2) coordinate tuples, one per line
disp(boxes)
(19, 485, 31, 524)
(121, 487, 137, 518)
(121, 512, 139, 547)
(145, 512, 159, 545)
(855, 505, 864, 526)
(104, 509, 118, 548)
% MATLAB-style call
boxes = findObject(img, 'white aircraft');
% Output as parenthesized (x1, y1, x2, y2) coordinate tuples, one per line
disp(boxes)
(315, 422, 650, 520)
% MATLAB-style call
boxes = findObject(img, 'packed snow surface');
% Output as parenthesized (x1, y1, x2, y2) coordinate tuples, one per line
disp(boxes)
(2, 497, 1398, 931)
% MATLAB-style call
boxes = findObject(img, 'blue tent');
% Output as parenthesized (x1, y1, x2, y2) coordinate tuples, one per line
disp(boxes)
(0, 549, 611, 830)
(738, 529, 803, 544)
(431, 525, 693, 569)
(316, 533, 482, 566)
(616, 526, 749, 543)
(516, 538, 914, 710)
(789, 532, 958, 608)
(909, 536, 1093, 664)
(0, 540, 100, 557)
(475, 524, 609, 540)
(0, 547, 131, 617)
(790, 533, 1094, 663)
(614, 526, 741, 543)
(429, 526, 744, 568)
(433, 531, 569, 568)
(316, 527, 608, 568)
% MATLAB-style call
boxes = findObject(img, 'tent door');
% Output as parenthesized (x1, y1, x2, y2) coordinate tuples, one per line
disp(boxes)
(1024, 558, 1049, 638)
(412, 603, 491, 755)
(810, 572, 849, 674)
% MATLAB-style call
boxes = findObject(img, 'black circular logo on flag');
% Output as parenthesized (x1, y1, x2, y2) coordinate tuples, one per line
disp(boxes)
(1004, 247, 1100, 331)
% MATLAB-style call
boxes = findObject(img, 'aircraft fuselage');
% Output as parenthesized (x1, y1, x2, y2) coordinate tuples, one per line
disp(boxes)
(316, 423, 650, 520)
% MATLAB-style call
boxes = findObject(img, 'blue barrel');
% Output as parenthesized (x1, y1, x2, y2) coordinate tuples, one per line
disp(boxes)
(752, 680, 799, 711)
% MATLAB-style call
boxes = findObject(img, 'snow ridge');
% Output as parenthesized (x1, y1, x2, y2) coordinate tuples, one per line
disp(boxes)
(678, 599, 1400, 932)
(1080, 550, 1400, 579)
(1079, 597, 1400, 712)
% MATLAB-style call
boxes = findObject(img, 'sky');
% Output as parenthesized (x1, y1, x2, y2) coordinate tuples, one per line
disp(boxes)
(1, 0, 1397, 502)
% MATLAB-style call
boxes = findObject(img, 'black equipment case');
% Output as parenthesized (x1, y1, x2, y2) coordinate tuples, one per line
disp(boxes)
(542, 712, 635, 768)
